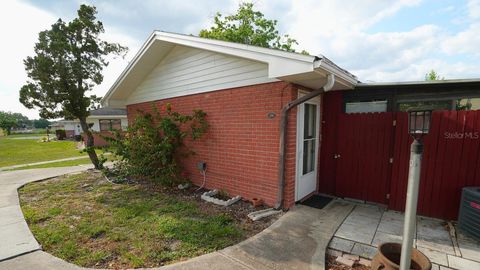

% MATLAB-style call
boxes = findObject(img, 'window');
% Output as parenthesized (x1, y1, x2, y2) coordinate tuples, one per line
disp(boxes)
(99, 119, 122, 131)
(397, 100, 453, 112)
(456, 98, 480, 110)
(345, 100, 388, 113)
(303, 104, 317, 175)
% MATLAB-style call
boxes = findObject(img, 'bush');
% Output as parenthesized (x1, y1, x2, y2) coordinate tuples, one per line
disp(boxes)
(55, 129, 67, 140)
(106, 104, 207, 185)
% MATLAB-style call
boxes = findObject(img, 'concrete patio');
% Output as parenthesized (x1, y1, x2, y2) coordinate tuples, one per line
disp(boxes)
(327, 202, 480, 270)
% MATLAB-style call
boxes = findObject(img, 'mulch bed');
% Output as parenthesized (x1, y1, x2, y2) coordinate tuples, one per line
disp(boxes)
(143, 182, 278, 238)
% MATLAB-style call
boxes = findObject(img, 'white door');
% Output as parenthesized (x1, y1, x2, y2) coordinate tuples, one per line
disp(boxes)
(295, 92, 320, 201)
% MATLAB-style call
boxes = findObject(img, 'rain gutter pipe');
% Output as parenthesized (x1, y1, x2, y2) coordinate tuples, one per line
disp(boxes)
(274, 73, 335, 209)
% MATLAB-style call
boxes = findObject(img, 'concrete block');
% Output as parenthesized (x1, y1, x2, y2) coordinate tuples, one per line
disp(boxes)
(0, 204, 24, 226)
(359, 258, 371, 267)
(372, 231, 403, 247)
(201, 190, 241, 206)
(247, 208, 282, 221)
(328, 237, 355, 253)
(377, 211, 405, 235)
(342, 253, 359, 261)
(417, 246, 448, 266)
(0, 221, 40, 261)
(416, 238, 455, 255)
(326, 248, 343, 257)
(447, 255, 480, 270)
(456, 231, 480, 263)
(335, 256, 355, 267)
(417, 217, 451, 243)
(335, 221, 378, 244)
(351, 243, 377, 259)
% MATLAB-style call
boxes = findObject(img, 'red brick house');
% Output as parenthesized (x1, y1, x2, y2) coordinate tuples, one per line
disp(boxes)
(102, 31, 357, 209)
(101, 31, 480, 219)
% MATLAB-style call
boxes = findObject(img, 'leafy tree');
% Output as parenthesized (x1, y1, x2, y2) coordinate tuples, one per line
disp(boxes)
(19, 5, 127, 169)
(11, 112, 31, 128)
(425, 70, 444, 81)
(199, 2, 306, 53)
(0, 111, 18, 135)
(33, 118, 51, 129)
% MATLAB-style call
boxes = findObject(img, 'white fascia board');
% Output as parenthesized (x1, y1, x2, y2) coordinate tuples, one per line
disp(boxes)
(101, 32, 158, 106)
(153, 31, 316, 78)
(156, 31, 316, 63)
(314, 59, 358, 87)
(87, 115, 127, 119)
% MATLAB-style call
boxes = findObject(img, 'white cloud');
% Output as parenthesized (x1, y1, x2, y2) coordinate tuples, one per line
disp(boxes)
(2, 0, 480, 118)
(0, 0, 57, 118)
(0, 0, 139, 119)
(281, 0, 480, 82)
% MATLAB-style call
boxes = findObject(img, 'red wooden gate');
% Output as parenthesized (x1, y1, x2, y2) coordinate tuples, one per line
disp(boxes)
(335, 113, 394, 204)
(320, 93, 480, 220)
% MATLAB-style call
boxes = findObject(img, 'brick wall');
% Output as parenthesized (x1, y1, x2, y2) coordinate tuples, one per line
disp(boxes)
(127, 81, 299, 208)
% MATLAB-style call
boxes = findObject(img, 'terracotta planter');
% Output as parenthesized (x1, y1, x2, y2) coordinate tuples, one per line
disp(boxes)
(251, 198, 263, 207)
(371, 243, 431, 270)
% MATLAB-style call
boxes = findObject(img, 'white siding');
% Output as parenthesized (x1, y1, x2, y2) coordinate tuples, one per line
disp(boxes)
(126, 45, 277, 105)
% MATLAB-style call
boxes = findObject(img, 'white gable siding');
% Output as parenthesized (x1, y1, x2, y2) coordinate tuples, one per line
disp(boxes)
(126, 45, 277, 105)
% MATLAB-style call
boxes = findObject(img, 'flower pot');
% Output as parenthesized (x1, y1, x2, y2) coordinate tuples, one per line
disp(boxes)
(251, 198, 263, 207)
(371, 242, 431, 270)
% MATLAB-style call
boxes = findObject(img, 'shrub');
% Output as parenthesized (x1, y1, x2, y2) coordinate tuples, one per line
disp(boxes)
(106, 104, 207, 185)
(55, 129, 67, 140)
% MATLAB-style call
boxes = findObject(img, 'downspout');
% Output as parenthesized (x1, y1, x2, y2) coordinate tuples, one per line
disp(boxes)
(274, 73, 335, 209)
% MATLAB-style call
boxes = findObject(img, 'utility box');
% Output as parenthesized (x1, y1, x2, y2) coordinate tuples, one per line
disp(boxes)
(458, 187, 480, 241)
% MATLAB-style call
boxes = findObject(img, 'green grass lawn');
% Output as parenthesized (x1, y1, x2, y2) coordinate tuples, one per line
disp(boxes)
(19, 172, 267, 268)
(0, 136, 86, 167)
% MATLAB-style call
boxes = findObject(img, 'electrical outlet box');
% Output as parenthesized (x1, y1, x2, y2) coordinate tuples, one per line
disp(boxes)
(197, 162, 206, 171)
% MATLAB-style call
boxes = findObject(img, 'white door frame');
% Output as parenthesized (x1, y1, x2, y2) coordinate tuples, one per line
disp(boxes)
(295, 90, 321, 201)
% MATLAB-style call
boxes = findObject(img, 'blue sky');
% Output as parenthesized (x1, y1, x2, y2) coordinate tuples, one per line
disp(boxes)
(1, 0, 479, 118)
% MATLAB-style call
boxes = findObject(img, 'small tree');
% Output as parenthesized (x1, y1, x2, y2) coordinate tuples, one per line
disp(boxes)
(0, 111, 17, 135)
(20, 5, 127, 169)
(33, 118, 51, 129)
(425, 70, 444, 81)
(199, 2, 306, 53)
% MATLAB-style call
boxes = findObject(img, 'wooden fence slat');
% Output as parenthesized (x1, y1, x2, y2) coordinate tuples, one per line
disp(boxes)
(320, 106, 480, 220)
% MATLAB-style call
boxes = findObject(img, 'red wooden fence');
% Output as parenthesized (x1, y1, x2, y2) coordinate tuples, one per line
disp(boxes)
(320, 93, 480, 220)
(389, 110, 480, 219)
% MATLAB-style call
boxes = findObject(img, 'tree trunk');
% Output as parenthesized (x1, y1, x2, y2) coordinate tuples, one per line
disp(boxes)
(78, 117, 101, 169)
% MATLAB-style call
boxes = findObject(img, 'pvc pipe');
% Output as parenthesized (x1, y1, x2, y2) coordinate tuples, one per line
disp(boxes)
(400, 139, 423, 270)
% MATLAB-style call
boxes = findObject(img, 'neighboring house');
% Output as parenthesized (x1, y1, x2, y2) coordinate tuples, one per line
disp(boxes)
(101, 31, 480, 220)
(51, 108, 128, 146)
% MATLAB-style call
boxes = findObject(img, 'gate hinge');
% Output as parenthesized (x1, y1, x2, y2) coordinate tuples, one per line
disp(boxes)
(389, 157, 394, 163)
(386, 193, 390, 199)
(393, 120, 397, 126)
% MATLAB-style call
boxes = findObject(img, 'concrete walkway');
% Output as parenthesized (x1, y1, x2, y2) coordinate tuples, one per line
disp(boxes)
(0, 165, 95, 261)
(0, 156, 91, 171)
(328, 203, 480, 270)
(0, 165, 354, 270)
